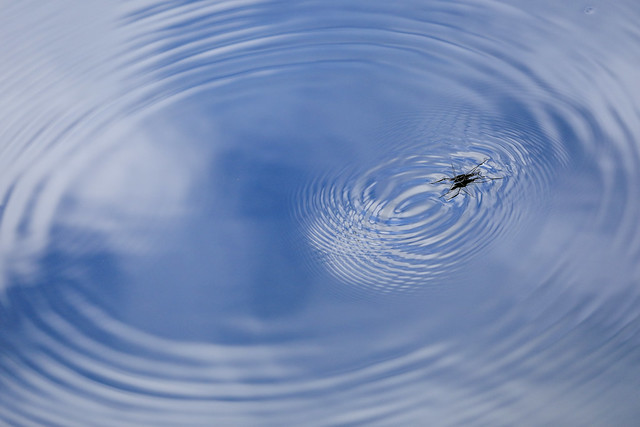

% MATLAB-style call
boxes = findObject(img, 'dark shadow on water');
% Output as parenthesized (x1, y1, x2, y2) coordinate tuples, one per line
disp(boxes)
(211, 148, 314, 319)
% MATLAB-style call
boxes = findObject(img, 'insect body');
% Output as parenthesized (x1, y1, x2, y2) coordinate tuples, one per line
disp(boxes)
(431, 159, 502, 200)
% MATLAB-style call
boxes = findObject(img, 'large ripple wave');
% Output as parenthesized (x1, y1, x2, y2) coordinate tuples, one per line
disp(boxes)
(2, 0, 640, 425)
(294, 109, 560, 293)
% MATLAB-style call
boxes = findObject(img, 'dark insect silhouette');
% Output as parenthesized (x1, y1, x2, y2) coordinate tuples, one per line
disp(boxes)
(430, 159, 502, 200)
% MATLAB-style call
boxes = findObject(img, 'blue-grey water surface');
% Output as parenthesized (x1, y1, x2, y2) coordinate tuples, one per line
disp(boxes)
(1, 1, 640, 425)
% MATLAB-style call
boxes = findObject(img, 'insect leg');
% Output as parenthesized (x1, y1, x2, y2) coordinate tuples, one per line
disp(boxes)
(440, 185, 454, 199)
(430, 177, 450, 184)
(468, 158, 488, 174)
(446, 188, 461, 200)
(475, 175, 502, 183)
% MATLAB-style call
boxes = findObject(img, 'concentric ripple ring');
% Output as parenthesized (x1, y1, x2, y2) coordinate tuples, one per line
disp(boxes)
(294, 109, 562, 294)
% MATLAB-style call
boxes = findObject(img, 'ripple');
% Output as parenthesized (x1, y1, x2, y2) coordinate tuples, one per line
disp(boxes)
(2, 0, 640, 425)
(294, 108, 561, 294)
(3, 284, 639, 426)
(1, 288, 457, 426)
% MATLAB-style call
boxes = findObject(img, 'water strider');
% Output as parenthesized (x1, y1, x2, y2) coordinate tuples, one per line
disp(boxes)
(430, 159, 502, 200)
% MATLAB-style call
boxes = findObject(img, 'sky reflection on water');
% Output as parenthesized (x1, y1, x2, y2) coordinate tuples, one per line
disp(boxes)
(1, 1, 640, 425)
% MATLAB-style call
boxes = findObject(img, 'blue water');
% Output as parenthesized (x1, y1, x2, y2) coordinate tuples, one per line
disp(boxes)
(1, 1, 640, 425)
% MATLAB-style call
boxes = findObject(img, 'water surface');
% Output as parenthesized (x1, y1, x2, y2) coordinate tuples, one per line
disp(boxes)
(1, 1, 640, 425)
